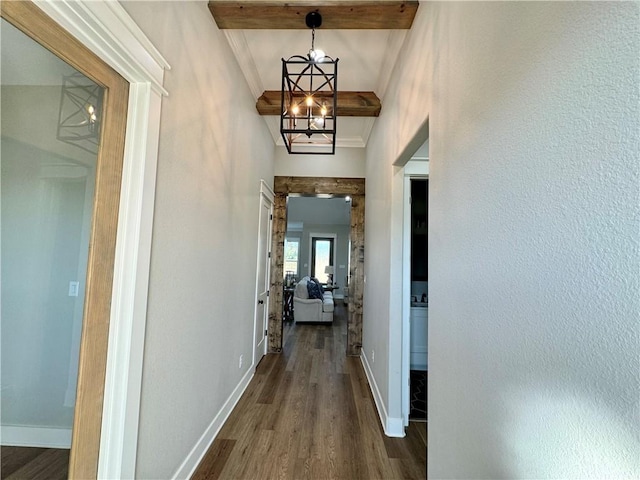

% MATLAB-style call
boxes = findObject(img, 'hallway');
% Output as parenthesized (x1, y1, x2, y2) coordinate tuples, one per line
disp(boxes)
(192, 301, 426, 479)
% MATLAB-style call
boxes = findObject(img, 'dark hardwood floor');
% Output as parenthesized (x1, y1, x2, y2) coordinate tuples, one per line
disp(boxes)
(193, 300, 427, 480)
(1, 447, 68, 480)
(1, 301, 426, 480)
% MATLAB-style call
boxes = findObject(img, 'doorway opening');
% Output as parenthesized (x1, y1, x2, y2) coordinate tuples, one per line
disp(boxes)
(282, 196, 349, 329)
(400, 139, 429, 428)
(408, 178, 428, 422)
(269, 177, 365, 356)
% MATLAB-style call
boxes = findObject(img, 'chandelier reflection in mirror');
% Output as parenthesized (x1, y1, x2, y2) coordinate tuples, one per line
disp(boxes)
(57, 72, 103, 154)
(281, 12, 338, 155)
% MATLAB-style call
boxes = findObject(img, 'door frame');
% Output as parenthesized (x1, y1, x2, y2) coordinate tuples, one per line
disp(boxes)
(268, 176, 365, 356)
(1, 2, 169, 478)
(253, 180, 274, 365)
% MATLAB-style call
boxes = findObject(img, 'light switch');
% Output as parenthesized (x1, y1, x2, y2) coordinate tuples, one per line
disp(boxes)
(68, 281, 79, 297)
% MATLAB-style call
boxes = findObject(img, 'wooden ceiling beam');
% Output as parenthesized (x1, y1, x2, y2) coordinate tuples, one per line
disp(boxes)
(274, 176, 365, 195)
(257, 90, 381, 117)
(208, 1, 418, 30)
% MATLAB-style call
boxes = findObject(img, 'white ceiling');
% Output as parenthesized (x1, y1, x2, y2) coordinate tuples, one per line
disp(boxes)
(223, 27, 407, 148)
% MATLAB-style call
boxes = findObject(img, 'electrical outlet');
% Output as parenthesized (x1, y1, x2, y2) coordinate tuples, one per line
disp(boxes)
(372, 350, 375, 363)
(68, 281, 79, 297)
(239, 355, 243, 369)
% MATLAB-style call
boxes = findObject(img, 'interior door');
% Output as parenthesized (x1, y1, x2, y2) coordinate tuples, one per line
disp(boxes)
(254, 190, 273, 364)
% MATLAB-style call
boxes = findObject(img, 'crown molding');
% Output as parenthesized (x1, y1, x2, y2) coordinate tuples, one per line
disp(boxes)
(34, 0, 170, 96)
(376, 30, 407, 102)
(360, 117, 376, 147)
(223, 30, 264, 99)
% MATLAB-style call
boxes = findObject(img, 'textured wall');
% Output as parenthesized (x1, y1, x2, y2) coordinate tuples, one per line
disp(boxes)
(364, 1, 435, 429)
(274, 146, 365, 178)
(121, 2, 275, 478)
(368, 1, 639, 478)
(428, 2, 639, 477)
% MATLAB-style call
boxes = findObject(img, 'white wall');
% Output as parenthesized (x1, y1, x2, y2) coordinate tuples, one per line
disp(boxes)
(120, 2, 275, 478)
(366, 1, 639, 478)
(274, 146, 365, 178)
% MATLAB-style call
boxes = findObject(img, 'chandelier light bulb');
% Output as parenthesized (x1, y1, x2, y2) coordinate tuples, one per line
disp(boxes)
(306, 96, 313, 107)
(291, 104, 300, 115)
(310, 49, 325, 62)
(320, 105, 328, 116)
(87, 104, 95, 115)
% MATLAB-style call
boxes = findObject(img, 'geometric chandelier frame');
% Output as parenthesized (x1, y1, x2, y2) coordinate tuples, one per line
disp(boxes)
(57, 72, 103, 155)
(280, 12, 338, 155)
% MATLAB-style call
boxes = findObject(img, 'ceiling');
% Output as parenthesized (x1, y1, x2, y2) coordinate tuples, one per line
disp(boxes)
(3, 3, 418, 149)
(209, 1, 418, 149)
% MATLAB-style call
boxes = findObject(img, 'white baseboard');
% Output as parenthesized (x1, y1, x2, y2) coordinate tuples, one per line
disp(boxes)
(171, 366, 255, 479)
(1, 425, 72, 448)
(360, 354, 405, 438)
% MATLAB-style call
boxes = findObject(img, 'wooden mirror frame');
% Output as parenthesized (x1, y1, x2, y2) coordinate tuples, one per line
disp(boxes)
(268, 177, 365, 356)
(1, 2, 129, 478)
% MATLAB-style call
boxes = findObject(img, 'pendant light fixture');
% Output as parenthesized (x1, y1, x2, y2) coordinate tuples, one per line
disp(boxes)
(280, 11, 338, 155)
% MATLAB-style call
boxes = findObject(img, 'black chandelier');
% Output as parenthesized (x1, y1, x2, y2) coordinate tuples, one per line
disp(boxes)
(280, 12, 338, 155)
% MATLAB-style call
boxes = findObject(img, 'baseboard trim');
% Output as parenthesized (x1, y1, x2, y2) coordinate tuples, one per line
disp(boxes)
(1, 425, 72, 448)
(360, 354, 405, 438)
(171, 366, 255, 479)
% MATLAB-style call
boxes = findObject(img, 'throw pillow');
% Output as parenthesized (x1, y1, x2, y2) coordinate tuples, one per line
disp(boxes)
(307, 279, 324, 300)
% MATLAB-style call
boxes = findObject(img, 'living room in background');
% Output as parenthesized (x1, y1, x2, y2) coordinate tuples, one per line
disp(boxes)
(269, 177, 365, 355)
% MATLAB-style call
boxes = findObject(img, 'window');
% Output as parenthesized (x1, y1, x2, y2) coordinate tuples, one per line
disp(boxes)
(311, 237, 334, 282)
(284, 237, 300, 277)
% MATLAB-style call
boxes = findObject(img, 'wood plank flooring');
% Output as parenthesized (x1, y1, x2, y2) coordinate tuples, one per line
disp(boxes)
(193, 301, 427, 480)
(1, 301, 426, 480)
(1, 446, 68, 480)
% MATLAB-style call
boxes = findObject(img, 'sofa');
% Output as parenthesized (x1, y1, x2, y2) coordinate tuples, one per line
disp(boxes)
(293, 276, 334, 323)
